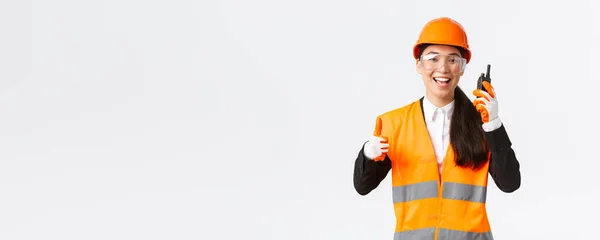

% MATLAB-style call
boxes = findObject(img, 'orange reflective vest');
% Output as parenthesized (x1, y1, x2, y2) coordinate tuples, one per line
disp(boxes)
(374, 98, 493, 240)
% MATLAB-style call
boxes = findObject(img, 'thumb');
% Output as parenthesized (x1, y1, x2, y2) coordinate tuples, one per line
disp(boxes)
(372, 135, 388, 143)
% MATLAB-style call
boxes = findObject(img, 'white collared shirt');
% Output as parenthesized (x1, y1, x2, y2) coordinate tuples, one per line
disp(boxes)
(422, 97, 454, 174)
(422, 96, 502, 174)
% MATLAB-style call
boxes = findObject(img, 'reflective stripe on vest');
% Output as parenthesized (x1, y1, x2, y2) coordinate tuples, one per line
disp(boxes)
(392, 181, 493, 239)
(393, 228, 494, 240)
(392, 181, 487, 203)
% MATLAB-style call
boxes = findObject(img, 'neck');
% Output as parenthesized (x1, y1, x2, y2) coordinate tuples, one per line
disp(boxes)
(425, 91, 454, 107)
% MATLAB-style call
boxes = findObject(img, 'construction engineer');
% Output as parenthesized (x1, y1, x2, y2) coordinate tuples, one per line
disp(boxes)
(353, 17, 521, 240)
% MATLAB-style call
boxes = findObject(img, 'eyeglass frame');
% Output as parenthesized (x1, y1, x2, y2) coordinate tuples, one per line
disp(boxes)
(418, 53, 467, 72)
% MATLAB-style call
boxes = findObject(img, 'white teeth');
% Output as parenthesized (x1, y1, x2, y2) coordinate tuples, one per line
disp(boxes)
(434, 77, 450, 82)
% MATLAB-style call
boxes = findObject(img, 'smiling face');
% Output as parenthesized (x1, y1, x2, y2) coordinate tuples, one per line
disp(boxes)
(416, 44, 466, 107)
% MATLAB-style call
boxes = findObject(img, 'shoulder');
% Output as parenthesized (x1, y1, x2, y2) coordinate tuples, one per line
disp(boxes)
(371, 98, 421, 136)
(377, 98, 421, 120)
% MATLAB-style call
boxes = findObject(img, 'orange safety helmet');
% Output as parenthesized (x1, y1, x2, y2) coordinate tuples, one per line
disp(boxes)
(413, 17, 472, 63)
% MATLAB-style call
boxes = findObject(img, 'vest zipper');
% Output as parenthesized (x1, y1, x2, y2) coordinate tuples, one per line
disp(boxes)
(436, 164, 444, 239)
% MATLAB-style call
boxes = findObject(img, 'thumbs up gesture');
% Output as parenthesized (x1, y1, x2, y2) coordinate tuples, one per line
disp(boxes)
(364, 136, 389, 161)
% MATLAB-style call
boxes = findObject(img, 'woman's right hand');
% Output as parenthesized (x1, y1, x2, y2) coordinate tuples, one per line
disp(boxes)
(364, 136, 389, 161)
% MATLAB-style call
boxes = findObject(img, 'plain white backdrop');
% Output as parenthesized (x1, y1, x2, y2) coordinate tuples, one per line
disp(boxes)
(0, 0, 599, 239)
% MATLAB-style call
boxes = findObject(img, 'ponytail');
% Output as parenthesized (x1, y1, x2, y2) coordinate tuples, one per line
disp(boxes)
(416, 44, 489, 169)
(450, 86, 488, 170)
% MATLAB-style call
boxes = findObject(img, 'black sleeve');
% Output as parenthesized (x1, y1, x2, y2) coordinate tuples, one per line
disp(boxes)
(353, 142, 392, 195)
(486, 124, 521, 193)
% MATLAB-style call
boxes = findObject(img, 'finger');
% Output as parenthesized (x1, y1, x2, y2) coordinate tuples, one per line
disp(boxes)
(476, 104, 489, 119)
(472, 89, 490, 101)
(380, 143, 389, 149)
(480, 89, 493, 101)
(475, 101, 487, 110)
(478, 111, 489, 122)
(473, 100, 486, 109)
(372, 136, 388, 143)
(482, 81, 495, 98)
(476, 106, 488, 117)
(475, 103, 487, 111)
(475, 97, 490, 105)
(370, 136, 383, 144)
(381, 149, 388, 153)
(473, 99, 484, 106)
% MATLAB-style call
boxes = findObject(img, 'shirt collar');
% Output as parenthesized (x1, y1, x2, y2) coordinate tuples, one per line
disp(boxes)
(422, 95, 455, 121)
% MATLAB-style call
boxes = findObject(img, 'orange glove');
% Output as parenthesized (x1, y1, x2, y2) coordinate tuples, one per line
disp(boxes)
(472, 81, 498, 123)
(364, 135, 389, 161)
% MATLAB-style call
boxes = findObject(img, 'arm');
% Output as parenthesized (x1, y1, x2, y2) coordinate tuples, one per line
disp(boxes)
(353, 142, 391, 195)
(474, 81, 521, 193)
(484, 123, 521, 193)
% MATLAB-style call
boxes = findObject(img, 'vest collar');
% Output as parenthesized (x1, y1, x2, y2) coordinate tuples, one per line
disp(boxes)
(420, 96, 455, 122)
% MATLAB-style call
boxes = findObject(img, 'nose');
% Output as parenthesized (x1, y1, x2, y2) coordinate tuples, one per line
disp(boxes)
(436, 63, 450, 73)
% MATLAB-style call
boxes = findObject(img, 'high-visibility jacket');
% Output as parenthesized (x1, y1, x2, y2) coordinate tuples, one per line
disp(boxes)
(374, 98, 493, 240)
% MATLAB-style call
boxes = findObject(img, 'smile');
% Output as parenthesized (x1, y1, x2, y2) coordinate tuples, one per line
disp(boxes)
(433, 77, 451, 86)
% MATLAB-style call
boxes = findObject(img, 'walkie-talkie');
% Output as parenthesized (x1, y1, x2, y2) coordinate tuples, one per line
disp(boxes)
(477, 64, 492, 92)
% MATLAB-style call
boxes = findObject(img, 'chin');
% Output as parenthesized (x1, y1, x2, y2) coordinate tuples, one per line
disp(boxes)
(431, 86, 455, 96)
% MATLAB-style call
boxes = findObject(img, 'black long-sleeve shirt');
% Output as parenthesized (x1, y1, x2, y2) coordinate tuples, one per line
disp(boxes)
(353, 124, 521, 196)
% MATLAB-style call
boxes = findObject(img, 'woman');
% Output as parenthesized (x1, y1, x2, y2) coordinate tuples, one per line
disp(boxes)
(352, 17, 521, 240)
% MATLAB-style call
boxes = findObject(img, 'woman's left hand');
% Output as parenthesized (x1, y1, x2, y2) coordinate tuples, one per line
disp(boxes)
(472, 81, 498, 123)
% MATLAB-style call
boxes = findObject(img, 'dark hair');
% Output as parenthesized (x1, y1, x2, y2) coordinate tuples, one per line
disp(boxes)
(418, 44, 489, 170)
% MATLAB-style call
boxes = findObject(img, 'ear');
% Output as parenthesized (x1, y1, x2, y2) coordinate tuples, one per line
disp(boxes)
(416, 61, 423, 74)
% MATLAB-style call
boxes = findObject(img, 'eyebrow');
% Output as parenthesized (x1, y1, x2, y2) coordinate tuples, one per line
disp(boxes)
(424, 51, 461, 57)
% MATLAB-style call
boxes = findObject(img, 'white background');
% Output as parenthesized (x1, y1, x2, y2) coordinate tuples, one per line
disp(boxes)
(0, 0, 598, 239)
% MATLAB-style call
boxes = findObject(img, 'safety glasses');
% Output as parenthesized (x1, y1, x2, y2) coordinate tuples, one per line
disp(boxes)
(419, 53, 466, 72)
